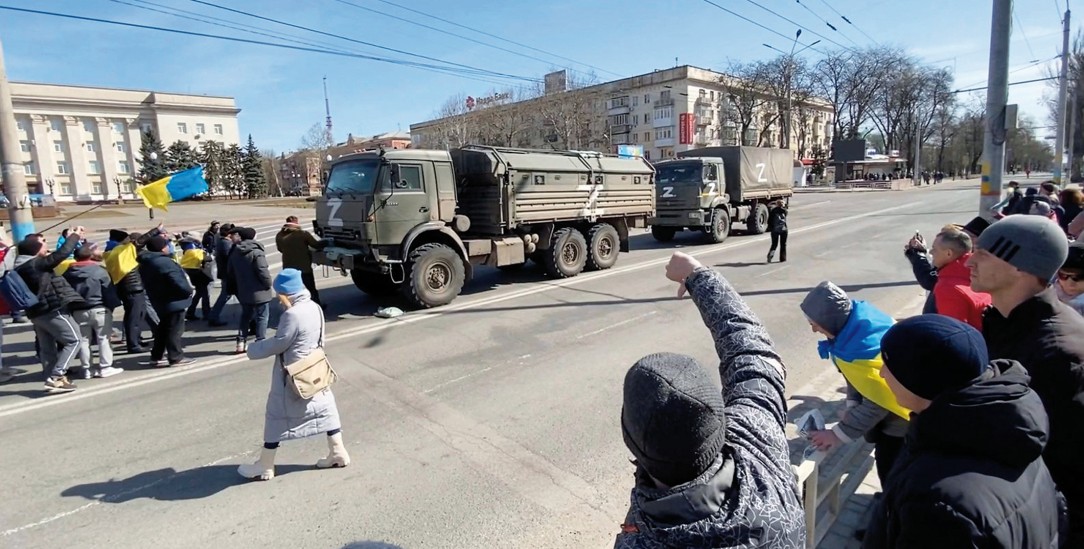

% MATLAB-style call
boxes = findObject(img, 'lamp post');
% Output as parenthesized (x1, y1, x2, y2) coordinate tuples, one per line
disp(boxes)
(113, 176, 122, 204)
(45, 177, 55, 197)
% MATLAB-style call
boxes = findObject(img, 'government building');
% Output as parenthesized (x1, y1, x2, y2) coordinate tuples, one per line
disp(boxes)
(9, 82, 240, 202)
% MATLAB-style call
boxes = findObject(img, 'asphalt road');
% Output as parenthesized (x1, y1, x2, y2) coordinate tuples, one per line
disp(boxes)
(0, 178, 1014, 548)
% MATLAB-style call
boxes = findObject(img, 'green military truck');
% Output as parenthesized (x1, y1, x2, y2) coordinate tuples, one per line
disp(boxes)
(312, 145, 655, 309)
(648, 146, 794, 243)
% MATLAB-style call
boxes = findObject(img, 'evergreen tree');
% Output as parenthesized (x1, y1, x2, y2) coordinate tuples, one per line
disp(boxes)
(137, 129, 168, 183)
(165, 140, 199, 173)
(223, 144, 245, 198)
(200, 140, 225, 195)
(242, 135, 268, 198)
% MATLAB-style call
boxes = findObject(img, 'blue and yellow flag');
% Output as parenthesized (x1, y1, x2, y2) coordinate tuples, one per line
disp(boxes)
(136, 166, 209, 211)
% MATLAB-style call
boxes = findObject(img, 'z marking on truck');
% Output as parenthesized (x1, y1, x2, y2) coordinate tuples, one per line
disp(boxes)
(327, 197, 344, 228)
(661, 186, 676, 198)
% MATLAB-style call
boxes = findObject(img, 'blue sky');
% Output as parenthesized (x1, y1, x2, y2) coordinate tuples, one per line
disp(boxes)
(0, 0, 1072, 152)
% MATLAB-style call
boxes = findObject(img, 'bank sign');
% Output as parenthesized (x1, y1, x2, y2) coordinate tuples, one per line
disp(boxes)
(466, 92, 511, 110)
(679, 113, 696, 145)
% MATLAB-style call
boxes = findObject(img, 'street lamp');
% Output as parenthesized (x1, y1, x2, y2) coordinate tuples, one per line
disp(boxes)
(45, 177, 55, 197)
(113, 176, 123, 204)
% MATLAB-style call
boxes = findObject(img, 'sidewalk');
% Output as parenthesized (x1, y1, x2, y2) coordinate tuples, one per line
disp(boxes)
(818, 466, 881, 548)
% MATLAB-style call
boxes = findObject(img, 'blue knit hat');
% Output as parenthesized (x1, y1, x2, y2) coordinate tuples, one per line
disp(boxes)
(273, 268, 305, 295)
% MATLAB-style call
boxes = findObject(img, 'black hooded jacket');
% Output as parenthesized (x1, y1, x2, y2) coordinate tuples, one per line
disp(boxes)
(863, 361, 1059, 549)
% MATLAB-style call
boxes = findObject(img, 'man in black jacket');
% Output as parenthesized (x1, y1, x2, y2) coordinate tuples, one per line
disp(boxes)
(766, 199, 788, 263)
(137, 236, 195, 367)
(226, 227, 272, 353)
(614, 252, 804, 548)
(14, 227, 86, 393)
(967, 214, 1084, 544)
(865, 315, 1059, 548)
(208, 223, 235, 327)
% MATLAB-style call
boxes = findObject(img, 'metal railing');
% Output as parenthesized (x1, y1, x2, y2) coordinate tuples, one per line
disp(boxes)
(792, 441, 875, 548)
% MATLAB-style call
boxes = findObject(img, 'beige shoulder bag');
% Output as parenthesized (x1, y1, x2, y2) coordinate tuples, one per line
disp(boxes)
(282, 307, 336, 399)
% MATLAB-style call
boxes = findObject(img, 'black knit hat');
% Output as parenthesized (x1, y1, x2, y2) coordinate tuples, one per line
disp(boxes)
(146, 235, 170, 253)
(1063, 240, 1084, 272)
(621, 353, 726, 486)
(109, 229, 129, 242)
(882, 315, 989, 401)
(17, 238, 43, 256)
(238, 227, 257, 240)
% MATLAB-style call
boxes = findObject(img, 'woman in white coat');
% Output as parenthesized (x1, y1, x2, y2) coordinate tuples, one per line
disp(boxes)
(238, 268, 350, 480)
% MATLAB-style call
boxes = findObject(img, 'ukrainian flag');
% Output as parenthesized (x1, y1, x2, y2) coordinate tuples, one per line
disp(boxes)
(136, 166, 209, 211)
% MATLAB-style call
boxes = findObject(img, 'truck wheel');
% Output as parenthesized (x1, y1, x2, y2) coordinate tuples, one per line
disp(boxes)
(351, 270, 401, 297)
(543, 227, 587, 278)
(586, 223, 620, 271)
(747, 203, 769, 235)
(651, 226, 677, 242)
(403, 243, 465, 308)
(706, 208, 731, 244)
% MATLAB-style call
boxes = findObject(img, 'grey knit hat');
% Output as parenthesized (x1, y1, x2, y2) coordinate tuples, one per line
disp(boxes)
(800, 281, 853, 336)
(977, 215, 1069, 281)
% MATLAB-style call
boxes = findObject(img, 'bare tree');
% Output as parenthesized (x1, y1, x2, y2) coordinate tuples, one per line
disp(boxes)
(814, 48, 888, 140)
(720, 62, 774, 146)
(533, 72, 607, 150)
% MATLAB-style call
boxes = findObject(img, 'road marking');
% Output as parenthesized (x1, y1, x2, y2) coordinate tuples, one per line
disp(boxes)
(575, 311, 656, 339)
(794, 200, 830, 210)
(756, 265, 790, 278)
(0, 201, 919, 418)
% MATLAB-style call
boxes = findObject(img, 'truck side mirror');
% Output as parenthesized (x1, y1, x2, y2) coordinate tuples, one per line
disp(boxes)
(389, 163, 401, 186)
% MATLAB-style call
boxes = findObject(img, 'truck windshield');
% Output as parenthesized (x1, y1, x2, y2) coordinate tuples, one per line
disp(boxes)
(326, 159, 382, 194)
(656, 163, 703, 184)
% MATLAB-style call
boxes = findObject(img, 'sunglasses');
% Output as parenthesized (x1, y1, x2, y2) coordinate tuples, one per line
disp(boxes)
(1058, 272, 1084, 282)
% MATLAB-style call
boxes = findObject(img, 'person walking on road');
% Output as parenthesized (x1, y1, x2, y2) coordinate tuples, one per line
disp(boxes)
(276, 215, 327, 306)
(967, 214, 1084, 544)
(104, 228, 160, 353)
(64, 244, 124, 379)
(238, 268, 349, 481)
(227, 227, 272, 354)
(179, 236, 214, 321)
(766, 199, 788, 263)
(138, 235, 195, 367)
(208, 223, 236, 327)
(14, 228, 86, 393)
(201, 221, 220, 254)
(613, 252, 804, 548)
(863, 315, 1059, 549)
(799, 281, 909, 484)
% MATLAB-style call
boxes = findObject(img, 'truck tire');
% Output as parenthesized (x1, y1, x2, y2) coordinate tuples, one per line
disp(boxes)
(543, 227, 587, 278)
(706, 208, 731, 244)
(351, 269, 401, 297)
(403, 243, 465, 308)
(586, 223, 620, 271)
(747, 202, 769, 235)
(651, 226, 677, 242)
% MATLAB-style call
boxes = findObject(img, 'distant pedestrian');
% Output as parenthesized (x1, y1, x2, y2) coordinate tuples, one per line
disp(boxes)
(14, 228, 86, 393)
(799, 281, 908, 484)
(201, 221, 220, 255)
(237, 268, 348, 481)
(863, 315, 1059, 549)
(138, 235, 195, 367)
(276, 215, 326, 305)
(208, 223, 236, 327)
(64, 244, 124, 379)
(766, 199, 788, 263)
(613, 252, 804, 548)
(179, 236, 214, 321)
(227, 227, 272, 353)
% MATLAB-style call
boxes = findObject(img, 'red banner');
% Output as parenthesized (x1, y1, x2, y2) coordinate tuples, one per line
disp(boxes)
(679, 113, 695, 145)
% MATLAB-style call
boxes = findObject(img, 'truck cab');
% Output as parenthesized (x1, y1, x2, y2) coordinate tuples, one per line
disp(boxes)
(649, 157, 732, 243)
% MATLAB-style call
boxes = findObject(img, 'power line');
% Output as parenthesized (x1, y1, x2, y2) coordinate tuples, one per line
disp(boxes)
(957, 55, 1058, 91)
(952, 75, 1059, 94)
(737, 0, 857, 53)
(188, 0, 539, 83)
(699, 0, 829, 56)
(1012, 2, 1038, 61)
(349, 0, 623, 79)
(0, 5, 537, 85)
(794, 0, 862, 48)
(812, 0, 879, 44)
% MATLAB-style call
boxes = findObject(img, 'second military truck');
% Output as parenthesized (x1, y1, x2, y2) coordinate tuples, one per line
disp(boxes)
(648, 146, 794, 243)
(312, 145, 655, 309)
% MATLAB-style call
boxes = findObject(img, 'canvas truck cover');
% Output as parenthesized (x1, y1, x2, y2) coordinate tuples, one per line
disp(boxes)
(678, 146, 793, 202)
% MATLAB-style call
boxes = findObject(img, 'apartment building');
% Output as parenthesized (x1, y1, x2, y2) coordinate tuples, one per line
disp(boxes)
(9, 82, 241, 202)
(411, 65, 834, 161)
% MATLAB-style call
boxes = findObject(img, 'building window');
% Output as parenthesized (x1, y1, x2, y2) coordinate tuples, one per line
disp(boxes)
(177, 122, 188, 134)
(92, 181, 103, 194)
(113, 122, 125, 134)
(632, 96, 639, 107)
(116, 142, 128, 153)
(118, 160, 131, 174)
(17, 119, 27, 132)
(19, 140, 30, 153)
(51, 119, 63, 132)
(140, 122, 153, 134)
(632, 133, 638, 144)
(60, 182, 73, 195)
(196, 123, 206, 135)
(643, 113, 649, 124)
(83, 120, 95, 133)
(644, 93, 650, 103)
(214, 124, 223, 135)
(53, 141, 63, 153)
(655, 128, 673, 140)
(24, 162, 36, 175)
(123, 179, 136, 193)
(56, 162, 69, 175)
(644, 132, 651, 142)
(86, 142, 96, 153)
(88, 160, 101, 175)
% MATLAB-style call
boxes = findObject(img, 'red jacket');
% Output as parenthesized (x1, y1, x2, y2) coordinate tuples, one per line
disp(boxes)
(934, 253, 992, 330)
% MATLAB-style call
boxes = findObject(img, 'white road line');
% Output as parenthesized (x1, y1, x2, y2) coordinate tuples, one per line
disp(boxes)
(575, 311, 657, 339)
(0, 201, 919, 418)
(756, 265, 790, 278)
(793, 200, 830, 210)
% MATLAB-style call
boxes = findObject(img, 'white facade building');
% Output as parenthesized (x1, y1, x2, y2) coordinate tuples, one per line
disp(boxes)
(9, 82, 241, 202)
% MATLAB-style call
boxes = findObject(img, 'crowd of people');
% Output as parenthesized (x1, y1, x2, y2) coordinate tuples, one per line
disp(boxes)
(614, 181, 1084, 548)
(0, 216, 326, 392)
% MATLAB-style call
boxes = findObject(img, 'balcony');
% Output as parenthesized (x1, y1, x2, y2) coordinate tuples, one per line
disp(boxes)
(608, 104, 630, 115)
(695, 96, 713, 106)
(610, 124, 631, 135)
(695, 137, 714, 147)
(653, 117, 673, 129)
(655, 137, 675, 147)
(654, 97, 674, 108)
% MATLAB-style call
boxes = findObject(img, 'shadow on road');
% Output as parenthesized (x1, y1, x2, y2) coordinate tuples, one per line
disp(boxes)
(741, 280, 915, 298)
(61, 463, 310, 503)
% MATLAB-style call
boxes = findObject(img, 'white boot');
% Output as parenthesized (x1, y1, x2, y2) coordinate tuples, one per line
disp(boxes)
(237, 447, 276, 480)
(316, 432, 350, 469)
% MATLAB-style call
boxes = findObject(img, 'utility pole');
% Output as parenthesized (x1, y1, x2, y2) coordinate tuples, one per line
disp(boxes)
(0, 35, 34, 242)
(979, 0, 1013, 220)
(1054, 8, 1071, 184)
(1070, 92, 1078, 179)
(913, 114, 922, 186)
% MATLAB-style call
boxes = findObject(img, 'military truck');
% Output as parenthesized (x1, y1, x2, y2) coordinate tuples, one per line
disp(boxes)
(648, 146, 794, 243)
(312, 145, 655, 309)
